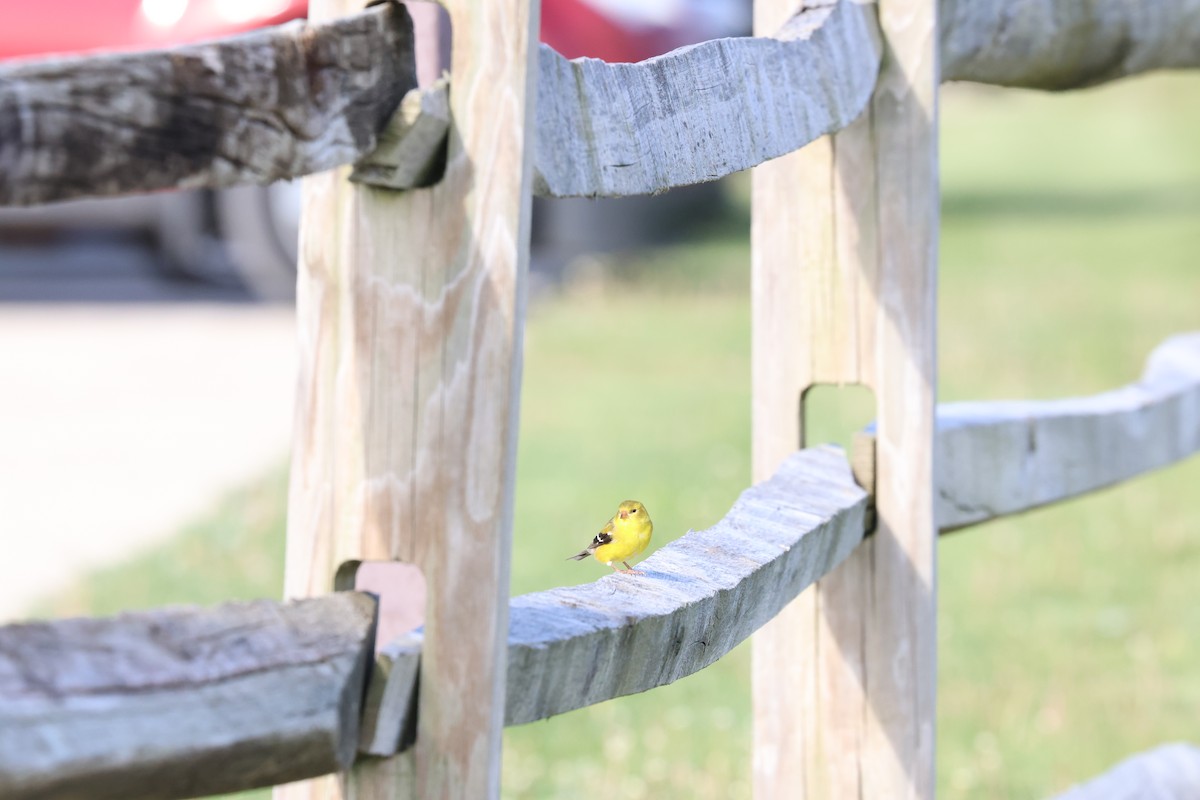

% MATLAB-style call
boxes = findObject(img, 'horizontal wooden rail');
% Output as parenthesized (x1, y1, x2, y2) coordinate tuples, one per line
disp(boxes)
(1049, 743, 1200, 799)
(362, 332, 1200, 752)
(362, 445, 868, 753)
(5, 0, 1200, 205)
(531, 0, 880, 197)
(0, 447, 869, 792)
(931, 331, 1200, 531)
(942, 0, 1200, 90)
(505, 445, 867, 725)
(369, 0, 1200, 197)
(0, 593, 376, 800)
(0, 3, 415, 206)
(849, 333, 1200, 530)
(2, 334, 1194, 794)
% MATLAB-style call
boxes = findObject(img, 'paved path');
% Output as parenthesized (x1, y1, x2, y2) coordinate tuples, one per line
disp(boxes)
(0, 303, 296, 621)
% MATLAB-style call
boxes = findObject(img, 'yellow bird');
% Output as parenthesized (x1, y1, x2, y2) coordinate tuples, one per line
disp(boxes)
(568, 500, 653, 574)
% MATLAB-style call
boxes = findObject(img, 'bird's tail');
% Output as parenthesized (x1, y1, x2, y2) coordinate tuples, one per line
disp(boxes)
(567, 549, 591, 561)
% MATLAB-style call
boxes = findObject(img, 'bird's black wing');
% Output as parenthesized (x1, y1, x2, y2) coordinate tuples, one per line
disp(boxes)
(568, 529, 615, 561)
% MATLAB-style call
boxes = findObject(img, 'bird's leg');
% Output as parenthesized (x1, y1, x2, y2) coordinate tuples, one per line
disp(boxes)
(619, 560, 644, 575)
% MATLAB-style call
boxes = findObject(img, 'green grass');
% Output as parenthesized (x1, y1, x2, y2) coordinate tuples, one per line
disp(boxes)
(933, 75, 1200, 798)
(33, 71, 1200, 799)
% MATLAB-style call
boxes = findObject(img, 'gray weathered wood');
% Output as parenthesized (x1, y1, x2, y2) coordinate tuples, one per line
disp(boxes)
(0, 3, 415, 206)
(531, 0, 880, 198)
(505, 445, 866, 726)
(1050, 743, 1200, 800)
(941, 0, 1200, 89)
(372, 0, 1200, 197)
(279, 0, 539, 795)
(350, 79, 450, 190)
(0, 593, 376, 800)
(359, 633, 422, 756)
(6, 0, 1200, 208)
(14, 321, 1190, 787)
(7, 0, 1200, 206)
(309, 336, 1200, 755)
(341, 0, 1200, 196)
(750, 0, 940, 792)
(931, 332, 1200, 530)
(800, 333, 1200, 535)
(362, 446, 868, 753)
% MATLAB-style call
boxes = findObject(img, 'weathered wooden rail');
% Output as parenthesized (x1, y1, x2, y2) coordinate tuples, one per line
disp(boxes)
(1, 0, 1199, 797)
(0, 594, 377, 799)
(0, 4, 416, 206)
(3, 333, 1199, 795)
(1052, 743, 1200, 800)
(933, 333, 1200, 531)
(5, 0, 1200, 205)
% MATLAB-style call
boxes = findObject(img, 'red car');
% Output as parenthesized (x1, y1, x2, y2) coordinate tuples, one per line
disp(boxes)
(0, 0, 744, 299)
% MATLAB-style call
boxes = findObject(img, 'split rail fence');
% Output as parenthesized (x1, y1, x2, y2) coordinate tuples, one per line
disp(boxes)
(2, 0, 1200, 798)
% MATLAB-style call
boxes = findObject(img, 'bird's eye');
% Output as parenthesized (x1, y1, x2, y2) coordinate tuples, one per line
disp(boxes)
(630, 508, 637, 514)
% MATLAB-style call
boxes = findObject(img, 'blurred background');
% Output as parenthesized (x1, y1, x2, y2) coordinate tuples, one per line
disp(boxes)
(0, 0, 749, 301)
(3, 1, 1200, 798)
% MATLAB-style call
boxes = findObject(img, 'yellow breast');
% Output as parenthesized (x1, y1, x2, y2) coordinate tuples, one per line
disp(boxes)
(593, 518, 653, 564)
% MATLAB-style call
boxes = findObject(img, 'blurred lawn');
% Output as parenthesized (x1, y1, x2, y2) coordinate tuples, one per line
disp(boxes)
(35, 73, 1200, 799)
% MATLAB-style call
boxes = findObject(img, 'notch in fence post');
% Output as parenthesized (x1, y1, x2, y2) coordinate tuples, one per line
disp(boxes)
(750, 0, 938, 797)
(277, 0, 540, 797)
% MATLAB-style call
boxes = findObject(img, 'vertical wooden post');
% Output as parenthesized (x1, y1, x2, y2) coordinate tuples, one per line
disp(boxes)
(278, 0, 539, 797)
(751, 0, 938, 797)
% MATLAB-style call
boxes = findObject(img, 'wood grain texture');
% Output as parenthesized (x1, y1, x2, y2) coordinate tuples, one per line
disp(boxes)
(934, 332, 1200, 530)
(10, 331, 1188, 798)
(360, 633, 422, 756)
(507, 448, 864, 724)
(855, 5, 940, 794)
(0, 4, 415, 207)
(751, 0, 938, 795)
(0, 594, 376, 800)
(368, 0, 1200, 196)
(6, 0, 1200, 208)
(312, 332, 1200, 754)
(350, 79, 450, 190)
(7, 0, 1200, 207)
(941, 0, 1200, 89)
(280, 0, 538, 796)
(1050, 743, 1200, 800)
(357, 446, 867, 754)
(532, 0, 880, 198)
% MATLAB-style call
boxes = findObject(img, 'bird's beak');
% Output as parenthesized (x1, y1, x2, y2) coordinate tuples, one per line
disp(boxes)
(619, 510, 628, 519)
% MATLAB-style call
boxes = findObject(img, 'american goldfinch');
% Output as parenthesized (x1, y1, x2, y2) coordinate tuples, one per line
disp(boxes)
(568, 500, 653, 574)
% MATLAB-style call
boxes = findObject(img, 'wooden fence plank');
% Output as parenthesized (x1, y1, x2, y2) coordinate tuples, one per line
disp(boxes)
(347, 323, 1200, 747)
(360, 446, 868, 753)
(858, 7, 940, 796)
(932, 332, 1200, 530)
(350, 79, 450, 191)
(751, 0, 938, 795)
(942, 0, 1200, 89)
(504, 452, 862, 723)
(0, 4, 415, 207)
(1050, 743, 1200, 800)
(7, 0, 1200, 207)
(0, 323, 1193, 797)
(0, 594, 376, 800)
(532, 0, 880, 198)
(279, 0, 538, 797)
(349, 326, 1200, 755)
(367, 0, 1200, 196)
